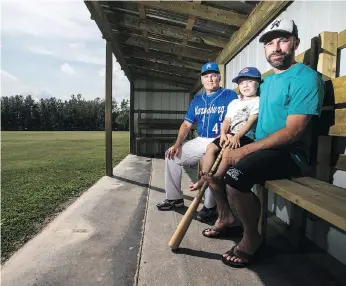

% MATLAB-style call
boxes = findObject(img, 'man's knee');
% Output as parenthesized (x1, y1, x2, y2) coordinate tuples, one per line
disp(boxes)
(226, 184, 251, 201)
(206, 143, 218, 153)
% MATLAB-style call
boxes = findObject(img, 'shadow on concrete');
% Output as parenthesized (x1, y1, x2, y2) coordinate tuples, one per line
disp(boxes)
(172, 248, 223, 260)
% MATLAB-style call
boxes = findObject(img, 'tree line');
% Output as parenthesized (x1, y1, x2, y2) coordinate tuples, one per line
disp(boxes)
(1, 94, 129, 131)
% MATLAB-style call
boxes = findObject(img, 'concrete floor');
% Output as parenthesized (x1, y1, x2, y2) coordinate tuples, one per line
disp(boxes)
(1, 155, 346, 286)
(136, 159, 346, 286)
(1, 155, 152, 286)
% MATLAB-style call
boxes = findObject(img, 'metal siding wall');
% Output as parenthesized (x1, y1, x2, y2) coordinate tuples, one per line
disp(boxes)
(225, 0, 346, 264)
(133, 79, 190, 156)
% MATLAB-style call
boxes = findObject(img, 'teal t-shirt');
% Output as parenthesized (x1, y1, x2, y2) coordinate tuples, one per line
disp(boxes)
(255, 63, 324, 172)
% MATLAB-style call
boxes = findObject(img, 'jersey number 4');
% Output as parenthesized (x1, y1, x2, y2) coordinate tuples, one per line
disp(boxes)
(212, 123, 219, 134)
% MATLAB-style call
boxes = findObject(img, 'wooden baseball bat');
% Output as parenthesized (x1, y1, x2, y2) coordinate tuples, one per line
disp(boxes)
(168, 145, 226, 250)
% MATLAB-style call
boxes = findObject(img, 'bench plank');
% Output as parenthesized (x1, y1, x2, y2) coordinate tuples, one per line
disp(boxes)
(291, 177, 346, 202)
(265, 179, 346, 232)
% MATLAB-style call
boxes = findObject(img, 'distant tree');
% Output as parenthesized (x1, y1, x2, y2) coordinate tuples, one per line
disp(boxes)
(1, 94, 130, 131)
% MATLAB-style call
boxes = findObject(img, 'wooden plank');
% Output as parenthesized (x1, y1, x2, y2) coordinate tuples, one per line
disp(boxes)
(122, 34, 214, 61)
(126, 59, 198, 79)
(133, 89, 189, 93)
(219, 64, 225, 88)
(138, 1, 247, 27)
(335, 154, 346, 171)
(105, 41, 113, 177)
(328, 109, 346, 136)
(85, 1, 132, 80)
(132, 69, 193, 89)
(113, 13, 228, 48)
(134, 110, 186, 114)
(317, 32, 338, 80)
(265, 179, 346, 232)
(292, 177, 346, 202)
(191, 0, 290, 93)
(338, 30, 346, 49)
(131, 66, 196, 84)
(124, 50, 202, 71)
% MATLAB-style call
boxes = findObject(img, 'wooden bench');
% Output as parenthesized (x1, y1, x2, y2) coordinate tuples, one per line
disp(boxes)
(135, 110, 195, 157)
(257, 30, 346, 249)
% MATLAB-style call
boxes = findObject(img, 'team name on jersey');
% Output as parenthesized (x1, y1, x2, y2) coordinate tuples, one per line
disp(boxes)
(195, 105, 225, 121)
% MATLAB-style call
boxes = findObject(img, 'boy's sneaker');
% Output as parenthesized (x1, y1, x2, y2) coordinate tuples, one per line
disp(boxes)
(196, 205, 218, 222)
(156, 199, 184, 210)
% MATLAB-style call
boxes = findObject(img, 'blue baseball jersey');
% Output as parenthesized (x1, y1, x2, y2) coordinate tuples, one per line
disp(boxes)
(184, 88, 238, 138)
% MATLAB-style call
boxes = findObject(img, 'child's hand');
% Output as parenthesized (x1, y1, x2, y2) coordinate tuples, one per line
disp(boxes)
(189, 179, 204, 191)
(220, 133, 228, 147)
(229, 135, 241, 149)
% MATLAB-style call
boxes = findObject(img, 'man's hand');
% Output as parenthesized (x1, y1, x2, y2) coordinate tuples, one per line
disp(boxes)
(228, 135, 241, 149)
(223, 146, 247, 165)
(165, 144, 181, 159)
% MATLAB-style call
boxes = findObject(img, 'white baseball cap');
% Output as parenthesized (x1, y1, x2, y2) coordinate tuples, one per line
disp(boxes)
(259, 19, 298, 43)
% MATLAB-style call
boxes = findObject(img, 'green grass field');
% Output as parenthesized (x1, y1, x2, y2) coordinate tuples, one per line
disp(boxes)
(1, 131, 129, 263)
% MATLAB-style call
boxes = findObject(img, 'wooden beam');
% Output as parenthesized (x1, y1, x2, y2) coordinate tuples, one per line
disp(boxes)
(133, 89, 189, 93)
(219, 64, 225, 88)
(130, 82, 135, 154)
(132, 69, 194, 88)
(105, 41, 113, 177)
(131, 66, 196, 84)
(120, 34, 215, 61)
(138, 1, 247, 27)
(180, 15, 196, 60)
(216, 1, 291, 65)
(127, 59, 199, 79)
(328, 109, 346, 137)
(318, 32, 338, 80)
(190, 1, 291, 93)
(123, 50, 202, 71)
(85, 1, 132, 81)
(137, 3, 149, 52)
(112, 13, 229, 48)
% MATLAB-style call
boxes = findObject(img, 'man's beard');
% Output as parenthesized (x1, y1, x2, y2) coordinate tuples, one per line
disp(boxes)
(266, 46, 295, 70)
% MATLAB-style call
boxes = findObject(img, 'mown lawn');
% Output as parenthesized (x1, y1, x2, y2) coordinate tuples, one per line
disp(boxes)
(1, 131, 129, 263)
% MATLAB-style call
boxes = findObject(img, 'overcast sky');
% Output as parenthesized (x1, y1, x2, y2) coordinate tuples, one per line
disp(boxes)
(1, 0, 130, 102)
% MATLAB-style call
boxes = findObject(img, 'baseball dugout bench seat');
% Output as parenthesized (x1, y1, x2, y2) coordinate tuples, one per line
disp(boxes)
(256, 30, 346, 249)
(135, 110, 195, 157)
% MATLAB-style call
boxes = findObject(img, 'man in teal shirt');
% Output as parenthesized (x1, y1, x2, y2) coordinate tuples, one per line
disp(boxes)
(200, 20, 324, 267)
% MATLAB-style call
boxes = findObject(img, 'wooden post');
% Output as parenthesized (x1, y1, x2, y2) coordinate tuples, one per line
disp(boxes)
(130, 82, 135, 154)
(105, 41, 113, 177)
(219, 64, 226, 88)
(315, 31, 338, 183)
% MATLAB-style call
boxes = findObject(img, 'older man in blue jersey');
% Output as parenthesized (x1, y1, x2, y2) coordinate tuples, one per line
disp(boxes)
(201, 20, 324, 267)
(156, 62, 238, 221)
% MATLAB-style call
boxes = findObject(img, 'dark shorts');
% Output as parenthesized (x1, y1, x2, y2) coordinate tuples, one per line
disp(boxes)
(212, 134, 253, 149)
(223, 148, 302, 193)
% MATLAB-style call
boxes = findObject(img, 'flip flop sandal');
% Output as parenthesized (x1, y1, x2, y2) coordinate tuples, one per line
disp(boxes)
(221, 243, 265, 268)
(202, 224, 243, 239)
